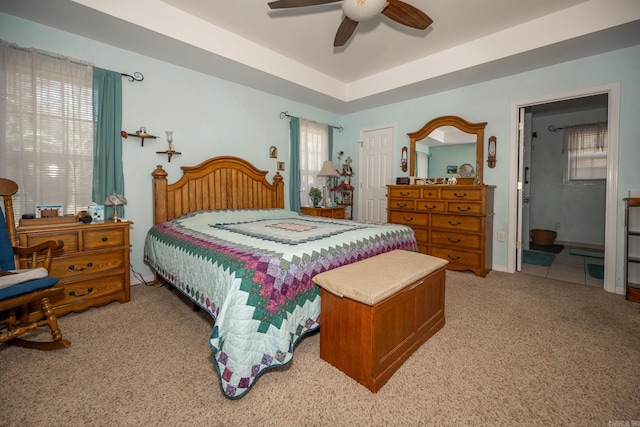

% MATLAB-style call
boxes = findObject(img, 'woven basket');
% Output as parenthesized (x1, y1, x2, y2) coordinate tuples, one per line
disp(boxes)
(530, 229, 557, 246)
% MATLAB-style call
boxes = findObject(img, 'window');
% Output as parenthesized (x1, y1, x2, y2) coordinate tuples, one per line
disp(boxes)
(0, 41, 94, 221)
(563, 122, 608, 182)
(298, 119, 329, 206)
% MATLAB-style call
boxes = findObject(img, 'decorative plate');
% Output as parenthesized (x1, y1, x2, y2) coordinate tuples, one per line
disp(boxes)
(458, 163, 475, 178)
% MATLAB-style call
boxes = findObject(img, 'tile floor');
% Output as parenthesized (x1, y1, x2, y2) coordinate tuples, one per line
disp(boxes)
(520, 245, 604, 287)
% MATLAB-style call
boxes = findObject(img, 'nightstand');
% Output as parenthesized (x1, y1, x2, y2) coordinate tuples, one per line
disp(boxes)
(17, 220, 132, 318)
(300, 206, 346, 219)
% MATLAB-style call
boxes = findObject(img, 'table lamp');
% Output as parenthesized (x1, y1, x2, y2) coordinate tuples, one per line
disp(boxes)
(104, 192, 127, 221)
(317, 160, 341, 207)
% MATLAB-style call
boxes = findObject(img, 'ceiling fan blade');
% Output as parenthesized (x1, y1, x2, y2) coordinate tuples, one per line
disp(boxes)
(268, 0, 341, 9)
(382, 0, 433, 30)
(334, 16, 358, 47)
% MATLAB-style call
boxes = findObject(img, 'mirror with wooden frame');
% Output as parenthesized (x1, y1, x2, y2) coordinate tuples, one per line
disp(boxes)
(409, 115, 487, 185)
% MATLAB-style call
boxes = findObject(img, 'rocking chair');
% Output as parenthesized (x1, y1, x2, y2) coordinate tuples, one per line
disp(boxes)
(0, 178, 69, 350)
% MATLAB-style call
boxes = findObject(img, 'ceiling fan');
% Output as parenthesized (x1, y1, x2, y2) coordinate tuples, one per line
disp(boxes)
(268, 0, 433, 47)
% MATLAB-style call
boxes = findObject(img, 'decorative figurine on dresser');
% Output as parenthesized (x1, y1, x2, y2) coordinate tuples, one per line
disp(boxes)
(387, 115, 495, 277)
(17, 214, 132, 317)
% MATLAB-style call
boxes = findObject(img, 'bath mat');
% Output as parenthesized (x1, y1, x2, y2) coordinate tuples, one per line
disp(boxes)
(523, 250, 554, 267)
(587, 263, 605, 280)
(570, 248, 604, 259)
(530, 243, 564, 254)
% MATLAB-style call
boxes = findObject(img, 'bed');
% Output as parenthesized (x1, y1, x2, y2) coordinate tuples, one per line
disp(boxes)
(144, 156, 418, 398)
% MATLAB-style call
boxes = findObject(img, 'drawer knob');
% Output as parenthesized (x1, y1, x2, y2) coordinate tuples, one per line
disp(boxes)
(102, 237, 108, 241)
(402, 216, 414, 222)
(400, 191, 410, 197)
(397, 203, 407, 208)
(457, 206, 471, 211)
(69, 287, 94, 298)
(69, 262, 93, 272)
(454, 193, 467, 198)
(448, 221, 462, 226)
(447, 254, 461, 261)
(448, 237, 461, 243)
(426, 205, 435, 210)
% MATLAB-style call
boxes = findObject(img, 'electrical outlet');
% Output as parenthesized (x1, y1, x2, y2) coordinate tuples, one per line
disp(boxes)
(497, 231, 505, 242)
(555, 223, 561, 230)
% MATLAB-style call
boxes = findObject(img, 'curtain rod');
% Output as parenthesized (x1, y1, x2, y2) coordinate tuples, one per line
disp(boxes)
(280, 111, 343, 132)
(548, 121, 607, 132)
(121, 72, 144, 82)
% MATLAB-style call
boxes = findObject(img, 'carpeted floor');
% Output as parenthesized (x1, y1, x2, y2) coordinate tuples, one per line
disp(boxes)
(2, 271, 639, 426)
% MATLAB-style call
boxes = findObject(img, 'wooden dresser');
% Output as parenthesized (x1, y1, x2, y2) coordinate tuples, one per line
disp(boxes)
(17, 221, 132, 317)
(387, 185, 495, 277)
(300, 206, 346, 219)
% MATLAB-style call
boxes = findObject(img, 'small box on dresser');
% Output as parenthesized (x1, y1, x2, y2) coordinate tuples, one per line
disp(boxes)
(17, 220, 132, 319)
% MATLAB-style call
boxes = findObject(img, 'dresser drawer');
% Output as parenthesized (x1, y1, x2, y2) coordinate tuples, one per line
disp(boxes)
(389, 199, 415, 210)
(431, 214, 482, 232)
(441, 188, 483, 201)
(431, 230, 482, 250)
(83, 227, 125, 250)
(389, 211, 428, 227)
(52, 274, 127, 315)
(413, 228, 428, 243)
(416, 200, 445, 212)
(49, 250, 125, 280)
(388, 187, 421, 199)
(20, 229, 80, 254)
(421, 188, 440, 199)
(333, 209, 346, 219)
(430, 247, 481, 267)
(447, 202, 482, 215)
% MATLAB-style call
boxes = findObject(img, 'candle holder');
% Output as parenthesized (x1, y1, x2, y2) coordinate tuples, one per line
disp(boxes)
(166, 130, 174, 151)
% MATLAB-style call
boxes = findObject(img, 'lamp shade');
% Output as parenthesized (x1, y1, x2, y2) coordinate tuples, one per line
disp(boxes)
(104, 192, 127, 206)
(318, 161, 341, 178)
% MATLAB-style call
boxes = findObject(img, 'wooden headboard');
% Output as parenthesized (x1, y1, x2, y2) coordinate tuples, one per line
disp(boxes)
(151, 156, 284, 224)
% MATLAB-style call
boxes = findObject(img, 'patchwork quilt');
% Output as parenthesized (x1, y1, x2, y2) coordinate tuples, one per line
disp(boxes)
(144, 209, 417, 398)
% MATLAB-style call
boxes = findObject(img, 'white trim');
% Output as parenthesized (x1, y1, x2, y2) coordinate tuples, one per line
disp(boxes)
(508, 83, 620, 293)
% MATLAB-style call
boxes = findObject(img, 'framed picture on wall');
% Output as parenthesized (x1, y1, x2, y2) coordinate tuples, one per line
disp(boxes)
(447, 165, 458, 174)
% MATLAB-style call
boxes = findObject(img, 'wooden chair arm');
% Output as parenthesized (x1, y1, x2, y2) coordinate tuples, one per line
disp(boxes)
(12, 240, 64, 270)
(13, 240, 63, 256)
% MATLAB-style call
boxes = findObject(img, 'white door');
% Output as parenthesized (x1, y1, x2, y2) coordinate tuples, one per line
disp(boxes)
(358, 124, 395, 222)
(516, 107, 526, 271)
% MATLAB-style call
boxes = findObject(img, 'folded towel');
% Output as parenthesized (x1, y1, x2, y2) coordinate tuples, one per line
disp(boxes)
(0, 267, 49, 289)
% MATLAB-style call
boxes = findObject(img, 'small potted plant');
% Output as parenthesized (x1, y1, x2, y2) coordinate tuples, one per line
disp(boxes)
(309, 186, 322, 207)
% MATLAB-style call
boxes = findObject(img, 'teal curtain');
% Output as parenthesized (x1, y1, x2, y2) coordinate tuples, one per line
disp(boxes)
(92, 67, 124, 217)
(289, 117, 301, 212)
(328, 125, 335, 160)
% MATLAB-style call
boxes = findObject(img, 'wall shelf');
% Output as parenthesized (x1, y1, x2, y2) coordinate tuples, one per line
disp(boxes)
(127, 132, 157, 146)
(156, 150, 181, 162)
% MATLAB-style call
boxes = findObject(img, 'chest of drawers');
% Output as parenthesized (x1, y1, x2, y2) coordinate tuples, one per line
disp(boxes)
(300, 206, 346, 219)
(17, 221, 131, 316)
(387, 185, 494, 277)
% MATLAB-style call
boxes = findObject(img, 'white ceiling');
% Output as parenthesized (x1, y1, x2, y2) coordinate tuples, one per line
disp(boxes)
(1, 0, 639, 114)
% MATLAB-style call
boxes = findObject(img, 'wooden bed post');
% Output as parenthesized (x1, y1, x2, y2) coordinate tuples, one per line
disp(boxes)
(152, 165, 169, 224)
(273, 172, 284, 209)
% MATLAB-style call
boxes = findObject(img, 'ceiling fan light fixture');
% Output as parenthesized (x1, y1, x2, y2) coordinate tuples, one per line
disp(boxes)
(342, 0, 387, 22)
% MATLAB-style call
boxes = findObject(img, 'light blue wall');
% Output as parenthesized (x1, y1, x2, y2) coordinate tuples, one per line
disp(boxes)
(0, 13, 342, 279)
(342, 45, 640, 282)
(2, 12, 639, 287)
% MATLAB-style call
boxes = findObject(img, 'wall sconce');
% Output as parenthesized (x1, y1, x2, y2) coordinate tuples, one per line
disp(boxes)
(487, 136, 497, 168)
(401, 146, 408, 172)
